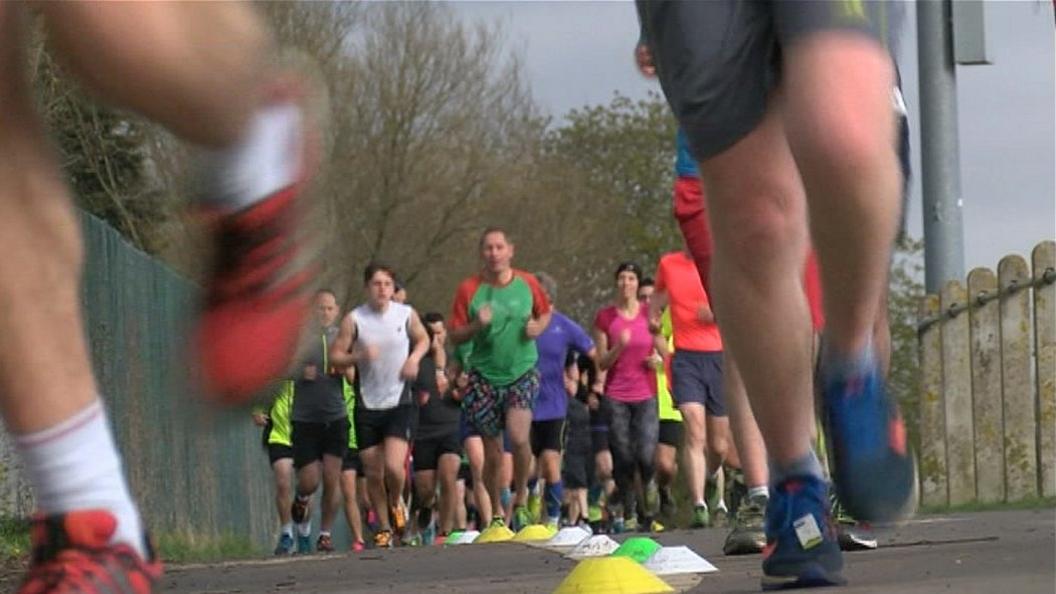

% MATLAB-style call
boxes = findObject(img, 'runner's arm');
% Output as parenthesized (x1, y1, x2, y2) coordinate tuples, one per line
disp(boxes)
(407, 310, 430, 365)
(525, 310, 552, 339)
(328, 312, 358, 369)
(592, 327, 624, 372)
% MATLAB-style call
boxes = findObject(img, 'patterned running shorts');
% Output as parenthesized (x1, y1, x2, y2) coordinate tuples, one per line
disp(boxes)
(462, 368, 539, 437)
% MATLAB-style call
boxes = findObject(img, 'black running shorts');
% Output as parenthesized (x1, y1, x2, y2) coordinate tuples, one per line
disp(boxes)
(355, 404, 416, 451)
(638, 0, 900, 160)
(658, 420, 684, 448)
(291, 419, 349, 469)
(530, 419, 565, 457)
(413, 430, 462, 472)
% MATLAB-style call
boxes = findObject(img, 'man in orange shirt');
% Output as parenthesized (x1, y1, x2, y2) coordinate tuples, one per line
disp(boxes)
(650, 249, 729, 528)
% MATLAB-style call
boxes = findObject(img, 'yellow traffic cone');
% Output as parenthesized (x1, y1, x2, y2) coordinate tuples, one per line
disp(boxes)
(552, 556, 673, 594)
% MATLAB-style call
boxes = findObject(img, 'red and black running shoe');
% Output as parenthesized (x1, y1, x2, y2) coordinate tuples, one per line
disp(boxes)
(18, 510, 162, 594)
(196, 81, 321, 405)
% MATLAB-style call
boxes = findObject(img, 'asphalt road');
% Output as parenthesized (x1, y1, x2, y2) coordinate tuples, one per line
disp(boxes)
(162, 508, 1055, 594)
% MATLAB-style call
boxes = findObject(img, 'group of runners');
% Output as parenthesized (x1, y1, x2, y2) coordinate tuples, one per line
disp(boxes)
(0, 1, 918, 592)
(257, 228, 750, 554)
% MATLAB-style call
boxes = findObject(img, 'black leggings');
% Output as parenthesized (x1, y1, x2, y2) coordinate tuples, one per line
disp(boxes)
(602, 397, 658, 515)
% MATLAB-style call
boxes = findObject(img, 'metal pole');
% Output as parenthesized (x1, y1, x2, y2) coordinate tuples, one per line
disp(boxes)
(917, 0, 966, 294)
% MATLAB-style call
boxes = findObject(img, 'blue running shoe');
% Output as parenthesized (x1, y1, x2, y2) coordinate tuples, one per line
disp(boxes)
(273, 533, 294, 556)
(761, 476, 844, 591)
(822, 358, 916, 523)
(296, 534, 312, 555)
(421, 520, 436, 546)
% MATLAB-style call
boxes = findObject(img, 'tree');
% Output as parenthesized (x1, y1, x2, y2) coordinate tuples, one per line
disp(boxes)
(30, 25, 177, 256)
(888, 236, 926, 453)
(515, 91, 680, 325)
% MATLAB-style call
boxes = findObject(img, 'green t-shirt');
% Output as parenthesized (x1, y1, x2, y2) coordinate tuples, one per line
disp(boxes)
(657, 309, 683, 422)
(450, 270, 551, 386)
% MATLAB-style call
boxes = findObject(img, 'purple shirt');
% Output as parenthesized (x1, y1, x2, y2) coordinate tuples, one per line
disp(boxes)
(534, 311, 594, 421)
(594, 305, 656, 403)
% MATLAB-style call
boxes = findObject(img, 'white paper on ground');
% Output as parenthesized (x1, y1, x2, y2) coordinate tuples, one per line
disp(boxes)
(546, 526, 592, 548)
(565, 535, 620, 559)
(642, 546, 719, 575)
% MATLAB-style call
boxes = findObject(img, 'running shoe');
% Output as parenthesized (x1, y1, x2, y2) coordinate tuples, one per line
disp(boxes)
(649, 519, 666, 534)
(296, 534, 312, 555)
(761, 476, 844, 590)
(390, 504, 407, 537)
(273, 533, 294, 556)
(18, 510, 162, 594)
(832, 495, 878, 551)
(690, 505, 710, 529)
(623, 515, 639, 533)
(350, 540, 366, 553)
(373, 529, 394, 549)
(527, 493, 542, 524)
(821, 354, 916, 522)
(488, 516, 506, 530)
(724, 494, 767, 556)
(610, 516, 625, 534)
(512, 505, 532, 532)
(196, 81, 322, 404)
(587, 503, 603, 524)
(316, 534, 334, 553)
(421, 520, 437, 546)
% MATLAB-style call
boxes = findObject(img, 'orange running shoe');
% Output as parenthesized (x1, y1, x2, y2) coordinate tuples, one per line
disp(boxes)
(373, 529, 393, 549)
(390, 504, 407, 537)
(18, 510, 162, 594)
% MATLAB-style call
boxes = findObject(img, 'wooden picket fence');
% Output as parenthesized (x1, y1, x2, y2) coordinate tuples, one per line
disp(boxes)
(917, 240, 1055, 507)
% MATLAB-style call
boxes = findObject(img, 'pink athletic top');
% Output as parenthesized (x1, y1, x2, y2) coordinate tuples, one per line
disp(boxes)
(593, 305, 656, 403)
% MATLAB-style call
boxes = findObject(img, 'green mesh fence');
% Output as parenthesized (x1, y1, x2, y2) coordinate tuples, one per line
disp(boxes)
(79, 211, 274, 550)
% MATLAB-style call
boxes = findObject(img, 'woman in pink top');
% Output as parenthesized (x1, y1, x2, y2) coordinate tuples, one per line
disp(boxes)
(592, 262, 662, 532)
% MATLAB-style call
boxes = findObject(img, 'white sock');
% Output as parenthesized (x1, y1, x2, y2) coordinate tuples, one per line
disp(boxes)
(297, 520, 312, 537)
(281, 522, 294, 537)
(695, 500, 707, 509)
(15, 400, 145, 557)
(201, 103, 303, 210)
(319, 530, 330, 538)
(748, 486, 770, 502)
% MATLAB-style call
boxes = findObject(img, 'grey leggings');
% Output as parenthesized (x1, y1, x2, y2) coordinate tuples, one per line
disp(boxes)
(602, 396, 658, 515)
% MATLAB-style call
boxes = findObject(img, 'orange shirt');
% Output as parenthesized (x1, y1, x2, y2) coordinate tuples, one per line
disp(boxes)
(655, 251, 723, 352)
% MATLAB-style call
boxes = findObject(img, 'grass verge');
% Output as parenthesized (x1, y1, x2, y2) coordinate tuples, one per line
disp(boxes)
(0, 517, 30, 560)
(919, 495, 1056, 516)
(155, 532, 261, 564)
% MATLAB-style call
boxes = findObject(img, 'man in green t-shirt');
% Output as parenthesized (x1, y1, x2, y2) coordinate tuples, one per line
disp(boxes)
(449, 228, 552, 530)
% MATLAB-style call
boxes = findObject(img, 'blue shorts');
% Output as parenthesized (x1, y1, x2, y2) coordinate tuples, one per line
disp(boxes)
(671, 350, 726, 417)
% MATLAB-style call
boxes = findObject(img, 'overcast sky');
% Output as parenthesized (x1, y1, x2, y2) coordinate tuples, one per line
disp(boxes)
(450, 0, 1055, 274)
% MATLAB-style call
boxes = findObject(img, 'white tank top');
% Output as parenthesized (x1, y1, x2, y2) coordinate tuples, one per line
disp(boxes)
(353, 301, 412, 410)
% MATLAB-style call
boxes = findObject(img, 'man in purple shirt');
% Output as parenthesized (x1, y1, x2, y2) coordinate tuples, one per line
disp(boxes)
(533, 272, 596, 527)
